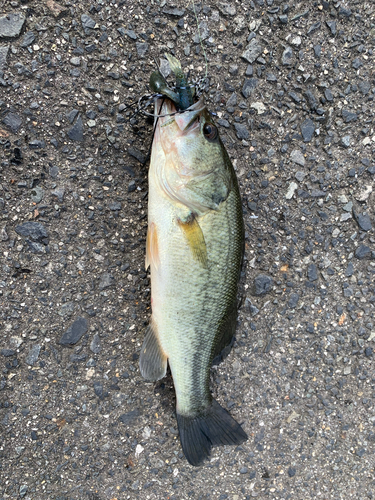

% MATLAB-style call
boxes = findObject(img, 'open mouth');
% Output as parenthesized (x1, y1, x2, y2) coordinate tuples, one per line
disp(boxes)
(154, 97, 177, 119)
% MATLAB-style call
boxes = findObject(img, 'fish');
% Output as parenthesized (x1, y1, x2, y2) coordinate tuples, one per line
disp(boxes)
(139, 56, 247, 466)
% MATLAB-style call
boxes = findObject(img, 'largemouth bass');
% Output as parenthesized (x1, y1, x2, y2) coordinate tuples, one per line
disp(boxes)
(139, 58, 247, 466)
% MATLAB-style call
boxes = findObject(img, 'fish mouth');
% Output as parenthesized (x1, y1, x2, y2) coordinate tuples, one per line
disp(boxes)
(154, 97, 207, 138)
(154, 97, 177, 121)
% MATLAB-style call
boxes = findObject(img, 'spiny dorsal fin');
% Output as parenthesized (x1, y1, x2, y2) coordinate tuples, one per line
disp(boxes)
(177, 216, 208, 268)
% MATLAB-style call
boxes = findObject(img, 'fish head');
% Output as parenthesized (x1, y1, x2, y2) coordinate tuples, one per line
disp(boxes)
(152, 97, 232, 213)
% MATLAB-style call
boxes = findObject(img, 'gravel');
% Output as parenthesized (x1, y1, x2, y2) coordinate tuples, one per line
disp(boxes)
(1, 0, 375, 498)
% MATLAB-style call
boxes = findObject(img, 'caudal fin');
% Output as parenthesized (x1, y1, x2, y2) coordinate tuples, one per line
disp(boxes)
(176, 399, 247, 466)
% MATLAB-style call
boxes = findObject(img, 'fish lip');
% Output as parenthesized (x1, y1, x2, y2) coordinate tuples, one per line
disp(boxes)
(154, 97, 206, 119)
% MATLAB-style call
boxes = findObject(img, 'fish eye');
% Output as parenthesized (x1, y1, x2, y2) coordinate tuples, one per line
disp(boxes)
(203, 122, 218, 141)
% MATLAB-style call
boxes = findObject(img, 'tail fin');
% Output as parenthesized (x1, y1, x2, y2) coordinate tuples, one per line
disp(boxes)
(176, 399, 247, 466)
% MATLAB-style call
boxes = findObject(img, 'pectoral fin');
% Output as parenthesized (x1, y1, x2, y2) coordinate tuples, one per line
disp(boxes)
(139, 321, 167, 381)
(145, 222, 160, 271)
(177, 216, 208, 268)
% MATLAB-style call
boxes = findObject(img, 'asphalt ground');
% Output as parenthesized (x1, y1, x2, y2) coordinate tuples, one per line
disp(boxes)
(0, 1, 375, 499)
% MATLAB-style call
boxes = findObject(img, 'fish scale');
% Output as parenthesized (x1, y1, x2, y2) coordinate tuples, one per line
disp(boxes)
(139, 78, 247, 465)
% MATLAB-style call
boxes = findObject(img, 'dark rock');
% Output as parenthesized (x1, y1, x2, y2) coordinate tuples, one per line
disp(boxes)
(241, 38, 263, 64)
(81, 14, 96, 30)
(51, 187, 65, 202)
(21, 31, 35, 48)
(254, 274, 274, 296)
(326, 20, 336, 36)
(324, 88, 333, 101)
(59, 317, 88, 345)
(288, 293, 300, 309)
(365, 347, 373, 357)
(289, 92, 301, 103)
(358, 81, 370, 95)
(2, 112, 22, 133)
(162, 7, 185, 17)
(281, 46, 293, 66)
(341, 136, 351, 148)
(301, 118, 314, 142)
(355, 245, 371, 260)
(99, 272, 115, 290)
(353, 212, 372, 232)
(345, 262, 354, 277)
(1, 349, 16, 357)
(0, 13, 26, 40)
(128, 180, 136, 192)
(288, 467, 296, 477)
(290, 149, 305, 166)
(125, 29, 137, 40)
(246, 299, 259, 316)
(58, 302, 74, 318)
(15, 222, 48, 241)
(307, 263, 318, 281)
(217, 3, 236, 17)
(352, 58, 362, 69)
(279, 15, 288, 24)
(30, 186, 44, 204)
(234, 123, 249, 140)
(26, 240, 45, 253)
(266, 73, 277, 82)
(304, 90, 318, 110)
(28, 140, 46, 149)
(119, 409, 140, 425)
(90, 334, 101, 354)
(339, 6, 351, 17)
(342, 109, 357, 123)
(128, 147, 146, 164)
(217, 118, 230, 128)
(242, 78, 258, 98)
(67, 115, 84, 142)
(25, 345, 41, 366)
(93, 381, 105, 398)
(70, 354, 87, 363)
(19, 485, 28, 498)
(136, 42, 148, 57)
(109, 202, 121, 211)
(245, 64, 253, 76)
(313, 45, 321, 58)
(226, 92, 237, 108)
(67, 109, 79, 123)
(307, 22, 321, 35)
(49, 165, 59, 178)
(0, 45, 9, 71)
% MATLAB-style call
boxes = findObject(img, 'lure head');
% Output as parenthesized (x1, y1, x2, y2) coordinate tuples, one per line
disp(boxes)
(150, 69, 180, 107)
(150, 70, 168, 94)
(150, 54, 195, 111)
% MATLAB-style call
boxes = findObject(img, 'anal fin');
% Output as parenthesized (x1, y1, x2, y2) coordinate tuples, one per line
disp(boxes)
(177, 216, 208, 268)
(139, 321, 167, 381)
